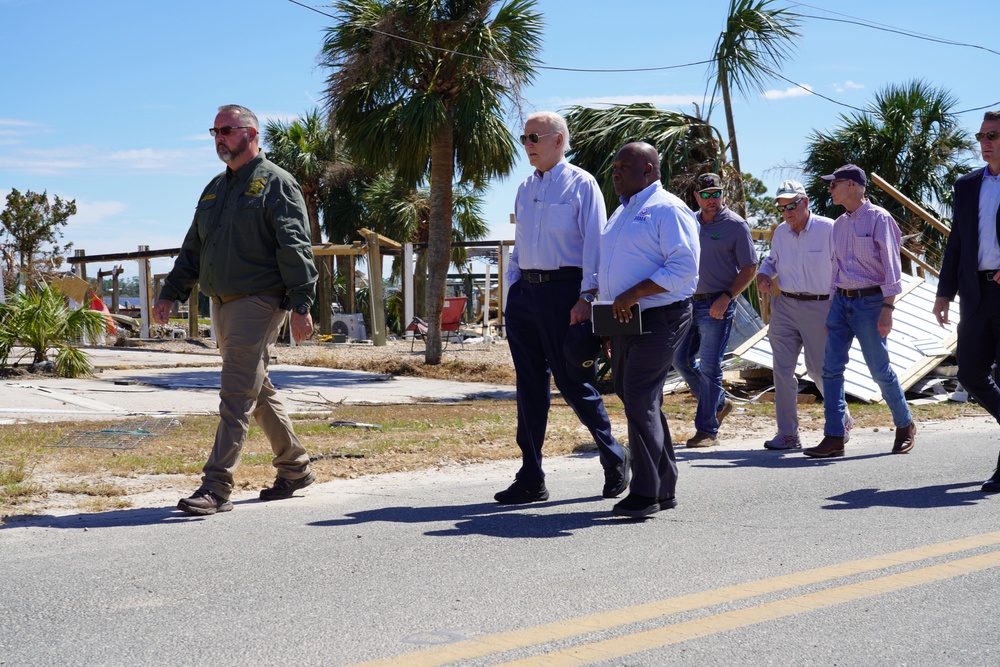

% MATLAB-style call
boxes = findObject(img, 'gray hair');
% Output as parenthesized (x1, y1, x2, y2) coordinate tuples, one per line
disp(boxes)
(526, 111, 570, 152)
(218, 104, 259, 129)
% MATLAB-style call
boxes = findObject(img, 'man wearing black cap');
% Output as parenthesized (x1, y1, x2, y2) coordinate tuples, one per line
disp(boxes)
(933, 111, 1000, 490)
(496, 111, 629, 504)
(804, 164, 916, 458)
(673, 173, 757, 448)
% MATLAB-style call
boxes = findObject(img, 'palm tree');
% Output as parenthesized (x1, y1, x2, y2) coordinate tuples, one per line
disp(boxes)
(708, 0, 800, 214)
(320, 0, 542, 363)
(0, 284, 106, 377)
(802, 79, 975, 270)
(264, 111, 340, 335)
(564, 103, 723, 211)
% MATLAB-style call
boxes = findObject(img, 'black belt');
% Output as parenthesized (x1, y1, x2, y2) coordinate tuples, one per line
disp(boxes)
(782, 291, 830, 301)
(836, 286, 882, 298)
(521, 266, 582, 283)
(978, 270, 1000, 281)
(691, 292, 721, 302)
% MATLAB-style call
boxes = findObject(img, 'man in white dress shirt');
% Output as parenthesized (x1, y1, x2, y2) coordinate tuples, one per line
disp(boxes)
(598, 142, 700, 518)
(495, 111, 629, 505)
(756, 180, 852, 450)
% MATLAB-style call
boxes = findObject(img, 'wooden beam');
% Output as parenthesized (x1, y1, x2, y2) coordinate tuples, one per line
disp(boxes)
(870, 172, 950, 236)
(901, 246, 939, 278)
(311, 243, 368, 257)
(358, 228, 402, 251)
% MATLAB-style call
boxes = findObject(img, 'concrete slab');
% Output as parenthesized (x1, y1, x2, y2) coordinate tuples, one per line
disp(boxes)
(1, 354, 516, 423)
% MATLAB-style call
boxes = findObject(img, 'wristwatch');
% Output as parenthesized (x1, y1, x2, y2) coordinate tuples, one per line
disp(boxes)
(294, 304, 310, 316)
(579, 292, 596, 303)
(721, 290, 733, 299)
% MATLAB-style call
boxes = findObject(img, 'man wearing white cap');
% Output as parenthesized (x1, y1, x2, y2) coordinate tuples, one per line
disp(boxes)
(757, 180, 851, 450)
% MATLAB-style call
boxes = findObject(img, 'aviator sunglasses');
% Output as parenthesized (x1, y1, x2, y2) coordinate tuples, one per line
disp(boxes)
(519, 132, 556, 145)
(209, 126, 252, 137)
(698, 190, 723, 200)
(776, 197, 804, 213)
(976, 131, 999, 142)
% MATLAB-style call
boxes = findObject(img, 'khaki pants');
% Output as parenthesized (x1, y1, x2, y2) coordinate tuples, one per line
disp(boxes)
(201, 295, 309, 499)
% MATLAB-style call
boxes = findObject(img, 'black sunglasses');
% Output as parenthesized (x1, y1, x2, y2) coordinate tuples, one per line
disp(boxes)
(776, 197, 804, 213)
(518, 132, 556, 145)
(698, 190, 722, 200)
(976, 131, 999, 142)
(209, 126, 251, 137)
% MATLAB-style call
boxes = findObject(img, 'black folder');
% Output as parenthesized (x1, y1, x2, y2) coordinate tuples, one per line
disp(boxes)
(591, 301, 642, 336)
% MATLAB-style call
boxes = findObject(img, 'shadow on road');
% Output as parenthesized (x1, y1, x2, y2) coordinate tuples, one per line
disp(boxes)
(678, 447, 887, 469)
(0, 497, 265, 530)
(822, 482, 990, 510)
(308, 496, 634, 538)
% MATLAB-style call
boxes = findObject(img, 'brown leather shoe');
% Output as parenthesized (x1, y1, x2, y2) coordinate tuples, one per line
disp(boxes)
(892, 422, 916, 454)
(803, 436, 845, 458)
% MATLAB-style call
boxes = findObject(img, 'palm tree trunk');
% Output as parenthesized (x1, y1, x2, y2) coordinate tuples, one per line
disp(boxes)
(425, 125, 455, 364)
(305, 193, 330, 335)
(719, 64, 748, 219)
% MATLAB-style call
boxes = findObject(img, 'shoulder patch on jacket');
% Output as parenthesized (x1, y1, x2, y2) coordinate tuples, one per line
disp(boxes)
(199, 193, 216, 203)
(245, 176, 267, 198)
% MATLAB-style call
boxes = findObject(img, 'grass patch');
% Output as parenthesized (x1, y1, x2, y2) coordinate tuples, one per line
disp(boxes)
(0, 392, 989, 521)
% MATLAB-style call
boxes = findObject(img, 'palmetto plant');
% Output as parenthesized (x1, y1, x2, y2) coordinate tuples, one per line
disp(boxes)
(321, 0, 542, 363)
(0, 285, 106, 377)
(564, 103, 723, 211)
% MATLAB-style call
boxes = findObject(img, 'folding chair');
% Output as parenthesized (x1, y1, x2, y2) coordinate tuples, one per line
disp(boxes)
(406, 297, 469, 351)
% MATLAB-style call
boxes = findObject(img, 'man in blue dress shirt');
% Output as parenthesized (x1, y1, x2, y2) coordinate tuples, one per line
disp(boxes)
(496, 112, 630, 505)
(599, 142, 700, 518)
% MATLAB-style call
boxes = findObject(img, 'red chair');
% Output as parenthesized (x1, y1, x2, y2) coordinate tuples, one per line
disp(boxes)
(406, 296, 468, 350)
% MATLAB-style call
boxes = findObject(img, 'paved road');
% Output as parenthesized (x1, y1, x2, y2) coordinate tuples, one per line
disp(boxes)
(4, 416, 1000, 666)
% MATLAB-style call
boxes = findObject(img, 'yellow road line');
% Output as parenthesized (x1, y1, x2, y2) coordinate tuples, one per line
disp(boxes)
(498, 548, 1000, 666)
(347, 531, 1000, 667)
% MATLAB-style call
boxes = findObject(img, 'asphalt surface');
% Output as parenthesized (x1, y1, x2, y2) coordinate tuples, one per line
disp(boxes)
(4, 414, 1000, 666)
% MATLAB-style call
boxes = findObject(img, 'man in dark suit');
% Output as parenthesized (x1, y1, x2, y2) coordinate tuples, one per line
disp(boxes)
(933, 110, 1000, 492)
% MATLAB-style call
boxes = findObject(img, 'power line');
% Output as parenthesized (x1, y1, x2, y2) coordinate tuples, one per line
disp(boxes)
(288, 0, 999, 114)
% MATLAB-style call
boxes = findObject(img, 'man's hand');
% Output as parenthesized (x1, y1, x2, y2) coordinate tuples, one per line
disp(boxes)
(152, 299, 174, 325)
(756, 274, 774, 296)
(878, 307, 894, 338)
(612, 289, 639, 322)
(569, 298, 592, 325)
(709, 293, 731, 319)
(291, 312, 314, 343)
(932, 296, 951, 326)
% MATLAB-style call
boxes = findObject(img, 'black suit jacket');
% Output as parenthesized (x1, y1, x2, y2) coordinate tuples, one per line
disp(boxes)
(937, 167, 1000, 318)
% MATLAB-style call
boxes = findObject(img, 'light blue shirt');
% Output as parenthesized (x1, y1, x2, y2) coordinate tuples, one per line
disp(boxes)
(758, 212, 835, 295)
(976, 167, 1000, 270)
(598, 181, 700, 309)
(507, 159, 606, 292)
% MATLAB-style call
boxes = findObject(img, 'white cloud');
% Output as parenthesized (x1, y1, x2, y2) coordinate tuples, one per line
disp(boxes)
(69, 199, 129, 227)
(833, 80, 865, 93)
(552, 94, 706, 110)
(762, 84, 813, 100)
(0, 145, 214, 176)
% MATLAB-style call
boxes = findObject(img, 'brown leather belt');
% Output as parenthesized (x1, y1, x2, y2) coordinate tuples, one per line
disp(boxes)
(836, 286, 881, 298)
(691, 292, 721, 302)
(782, 291, 830, 301)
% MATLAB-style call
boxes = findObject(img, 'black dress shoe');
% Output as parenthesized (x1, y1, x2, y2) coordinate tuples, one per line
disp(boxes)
(603, 446, 632, 498)
(982, 471, 1000, 493)
(494, 479, 549, 505)
(612, 493, 660, 518)
(658, 496, 678, 511)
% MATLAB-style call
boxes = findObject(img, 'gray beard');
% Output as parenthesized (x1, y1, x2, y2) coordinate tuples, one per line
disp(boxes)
(217, 136, 248, 164)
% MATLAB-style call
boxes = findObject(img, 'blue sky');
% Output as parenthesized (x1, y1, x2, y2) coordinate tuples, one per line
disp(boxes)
(1, 0, 996, 281)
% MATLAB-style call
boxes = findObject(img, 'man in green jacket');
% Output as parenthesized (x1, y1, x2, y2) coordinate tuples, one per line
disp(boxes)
(154, 104, 318, 516)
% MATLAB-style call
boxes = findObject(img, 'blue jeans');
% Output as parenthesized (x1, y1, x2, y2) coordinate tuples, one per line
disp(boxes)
(822, 292, 912, 436)
(673, 298, 736, 436)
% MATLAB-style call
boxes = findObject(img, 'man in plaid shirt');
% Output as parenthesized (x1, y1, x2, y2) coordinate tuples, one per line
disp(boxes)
(803, 164, 916, 458)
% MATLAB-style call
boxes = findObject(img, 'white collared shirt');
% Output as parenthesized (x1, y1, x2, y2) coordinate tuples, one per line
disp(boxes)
(598, 181, 700, 309)
(758, 212, 835, 295)
(507, 159, 606, 292)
